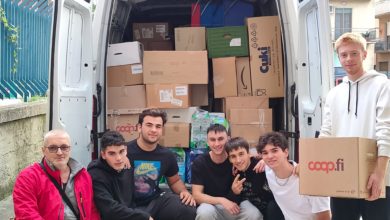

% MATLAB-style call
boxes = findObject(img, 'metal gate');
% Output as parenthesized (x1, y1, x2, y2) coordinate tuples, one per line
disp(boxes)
(0, 0, 53, 101)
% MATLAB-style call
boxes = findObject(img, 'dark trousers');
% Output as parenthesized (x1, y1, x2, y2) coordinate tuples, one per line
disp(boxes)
(331, 186, 390, 220)
(140, 192, 196, 220)
(263, 200, 285, 220)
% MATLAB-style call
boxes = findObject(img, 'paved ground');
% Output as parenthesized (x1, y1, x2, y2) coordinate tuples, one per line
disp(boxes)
(0, 193, 364, 220)
(0, 195, 14, 220)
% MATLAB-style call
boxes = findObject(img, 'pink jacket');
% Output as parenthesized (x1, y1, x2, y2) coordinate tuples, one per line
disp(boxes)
(13, 158, 100, 220)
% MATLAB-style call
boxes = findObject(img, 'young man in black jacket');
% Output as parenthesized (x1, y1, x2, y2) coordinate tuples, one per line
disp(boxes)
(88, 131, 152, 220)
(225, 137, 284, 220)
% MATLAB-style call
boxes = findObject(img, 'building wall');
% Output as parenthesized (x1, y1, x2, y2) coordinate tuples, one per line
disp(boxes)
(377, 17, 390, 39)
(377, 53, 390, 72)
(330, 0, 376, 34)
(375, 0, 390, 73)
(0, 101, 47, 200)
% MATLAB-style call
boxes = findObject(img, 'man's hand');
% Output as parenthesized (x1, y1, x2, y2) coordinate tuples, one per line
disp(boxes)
(123, 156, 131, 169)
(180, 191, 196, 206)
(315, 210, 331, 220)
(293, 164, 300, 176)
(366, 170, 385, 201)
(253, 159, 266, 173)
(219, 198, 240, 215)
(231, 174, 246, 195)
(366, 156, 388, 201)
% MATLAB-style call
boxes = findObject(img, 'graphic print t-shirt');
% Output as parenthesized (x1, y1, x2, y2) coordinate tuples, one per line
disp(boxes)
(127, 140, 178, 206)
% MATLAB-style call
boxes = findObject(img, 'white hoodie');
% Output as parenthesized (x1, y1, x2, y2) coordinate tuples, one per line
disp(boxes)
(320, 70, 390, 186)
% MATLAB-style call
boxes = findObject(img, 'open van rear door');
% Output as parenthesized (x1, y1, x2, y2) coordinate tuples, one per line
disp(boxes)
(297, 0, 333, 139)
(49, 0, 93, 166)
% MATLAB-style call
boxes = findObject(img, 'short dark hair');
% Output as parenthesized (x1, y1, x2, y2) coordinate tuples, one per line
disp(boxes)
(257, 132, 288, 153)
(138, 108, 167, 125)
(101, 131, 126, 151)
(207, 124, 228, 135)
(225, 137, 249, 154)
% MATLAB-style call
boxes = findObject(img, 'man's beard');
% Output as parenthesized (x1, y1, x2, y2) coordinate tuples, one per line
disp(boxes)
(141, 133, 159, 145)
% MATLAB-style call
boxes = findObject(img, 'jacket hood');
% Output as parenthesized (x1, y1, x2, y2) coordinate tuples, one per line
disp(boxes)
(342, 70, 387, 117)
(344, 70, 387, 84)
(87, 157, 124, 176)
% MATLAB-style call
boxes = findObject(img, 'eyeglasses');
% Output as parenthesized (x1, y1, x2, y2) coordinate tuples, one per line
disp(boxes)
(46, 145, 71, 153)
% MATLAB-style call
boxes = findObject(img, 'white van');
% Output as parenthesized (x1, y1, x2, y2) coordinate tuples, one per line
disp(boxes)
(50, 0, 333, 166)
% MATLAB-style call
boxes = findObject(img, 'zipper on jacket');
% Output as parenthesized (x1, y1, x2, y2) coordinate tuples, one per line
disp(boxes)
(79, 192, 86, 218)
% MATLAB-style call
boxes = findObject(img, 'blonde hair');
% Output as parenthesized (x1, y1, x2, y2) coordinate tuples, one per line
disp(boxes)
(43, 129, 71, 147)
(335, 32, 367, 53)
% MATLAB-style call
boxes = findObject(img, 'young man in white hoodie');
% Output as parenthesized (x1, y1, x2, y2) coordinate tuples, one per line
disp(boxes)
(320, 32, 390, 220)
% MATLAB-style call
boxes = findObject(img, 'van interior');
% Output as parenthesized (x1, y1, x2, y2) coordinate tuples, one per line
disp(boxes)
(105, 0, 289, 135)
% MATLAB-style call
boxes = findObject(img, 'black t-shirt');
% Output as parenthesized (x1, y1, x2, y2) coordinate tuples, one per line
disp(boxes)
(238, 157, 274, 212)
(127, 139, 178, 206)
(191, 152, 239, 203)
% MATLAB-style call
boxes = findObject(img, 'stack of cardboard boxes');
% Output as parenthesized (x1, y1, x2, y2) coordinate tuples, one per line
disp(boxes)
(224, 96, 272, 146)
(107, 14, 284, 150)
(107, 24, 210, 149)
(207, 16, 284, 146)
(106, 41, 144, 142)
(106, 7, 286, 183)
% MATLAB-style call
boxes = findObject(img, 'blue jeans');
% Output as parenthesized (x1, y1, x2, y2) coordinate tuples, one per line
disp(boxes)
(331, 186, 390, 220)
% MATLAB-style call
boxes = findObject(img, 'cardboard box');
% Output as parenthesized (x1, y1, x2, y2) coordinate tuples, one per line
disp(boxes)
(236, 57, 252, 96)
(107, 64, 143, 86)
(230, 124, 272, 147)
(146, 84, 190, 109)
(247, 16, 284, 98)
(107, 85, 146, 111)
(212, 57, 238, 98)
(163, 107, 199, 123)
(143, 51, 208, 84)
(133, 23, 169, 41)
(223, 96, 269, 119)
(191, 84, 209, 106)
(229, 108, 272, 125)
(299, 137, 385, 198)
(175, 27, 206, 51)
(107, 42, 143, 67)
(159, 123, 190, 148)
(141, 40, 174, 51)
(107, 108, 144, 115)
(206, 26, 249, 58)
(107, 114, 139, 142)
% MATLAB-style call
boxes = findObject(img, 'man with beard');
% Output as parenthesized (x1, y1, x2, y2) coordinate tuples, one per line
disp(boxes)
(127, 108, 196, 220)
